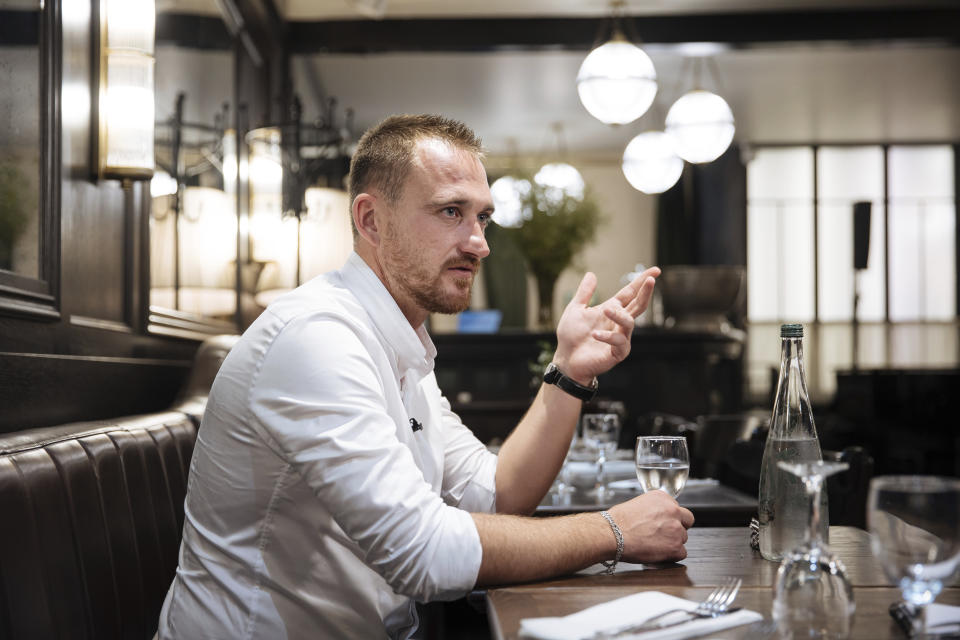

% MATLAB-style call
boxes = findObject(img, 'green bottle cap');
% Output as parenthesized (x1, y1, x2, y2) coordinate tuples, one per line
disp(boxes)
(780, 323, 804, 338)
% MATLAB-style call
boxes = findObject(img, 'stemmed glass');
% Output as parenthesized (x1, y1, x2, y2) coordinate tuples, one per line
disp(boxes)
(868, 476, 960, 638)
(551, 433, 580, 500)
(772, 461, 855, 639)
(581, 413, 621, 499)
(634, 436, 689, 498)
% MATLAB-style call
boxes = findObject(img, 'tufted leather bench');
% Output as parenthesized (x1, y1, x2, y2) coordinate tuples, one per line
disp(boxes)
(0, 411, 197, 639)
(0, 335, 237, 640)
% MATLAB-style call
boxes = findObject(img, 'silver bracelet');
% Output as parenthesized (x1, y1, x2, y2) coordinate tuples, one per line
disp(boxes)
(599, 510, 623, 575)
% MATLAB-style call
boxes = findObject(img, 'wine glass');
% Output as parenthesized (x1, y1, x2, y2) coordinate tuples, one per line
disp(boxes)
(634, 436, 690, 498)
(868, 475, 960, 638)
(581, 413, 621, 499)
(551, 432, 580, 500)
(772, 460, 855, 640)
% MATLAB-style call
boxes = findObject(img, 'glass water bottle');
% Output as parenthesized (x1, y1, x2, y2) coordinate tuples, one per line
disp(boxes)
(758, 323, 828, 562)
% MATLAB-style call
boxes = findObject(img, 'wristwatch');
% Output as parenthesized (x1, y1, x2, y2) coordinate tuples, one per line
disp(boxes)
(543, 362, 598, 402)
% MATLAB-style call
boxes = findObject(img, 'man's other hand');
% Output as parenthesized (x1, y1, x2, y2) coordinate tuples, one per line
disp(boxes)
(552, 267, 660, 385)
(609, 489, 694, 564)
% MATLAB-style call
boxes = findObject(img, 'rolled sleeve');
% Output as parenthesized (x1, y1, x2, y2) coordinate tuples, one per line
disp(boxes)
(432, 389, 498, 514)
(248, 314, 483, 601)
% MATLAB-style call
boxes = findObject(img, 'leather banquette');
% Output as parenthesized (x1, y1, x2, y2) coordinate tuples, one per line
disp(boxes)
(0, 335, 237, 640)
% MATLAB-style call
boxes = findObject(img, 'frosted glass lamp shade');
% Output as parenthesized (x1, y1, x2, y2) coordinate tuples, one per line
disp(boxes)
(534, 162, 585, 206)
(490, 176, 531, 228)
(622, 131, 684, 194)
(577, 39, 657, 125)
(665, 90, 735, 163)
(246, 127, 284, 217)
(98, 0, 155, 179)
(150, 170, 178, 198)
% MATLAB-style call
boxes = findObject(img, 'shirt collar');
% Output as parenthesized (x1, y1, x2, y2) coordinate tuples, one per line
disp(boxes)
(339, 252, 437, 379)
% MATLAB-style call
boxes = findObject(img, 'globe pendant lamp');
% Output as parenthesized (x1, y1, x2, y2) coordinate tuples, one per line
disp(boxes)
(534, 162, 585, 204)
(622, 130, 684, 195)
(665, 89, 735, 163)
(490, 175, 531, 228)
(576, 32, 657, 126)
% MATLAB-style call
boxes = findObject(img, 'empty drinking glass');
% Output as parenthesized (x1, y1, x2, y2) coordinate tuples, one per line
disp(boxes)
(581, 413, 621, 499)
(868, 475, 960, 638)
(773, 460, 855, 639)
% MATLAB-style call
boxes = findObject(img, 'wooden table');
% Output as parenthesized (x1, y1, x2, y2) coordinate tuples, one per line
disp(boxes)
(485, 526, 960, 639)
(537, 481, 757, 527)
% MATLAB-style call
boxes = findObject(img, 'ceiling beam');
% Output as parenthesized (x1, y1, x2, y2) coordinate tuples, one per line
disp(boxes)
(287, 8, 960, 54)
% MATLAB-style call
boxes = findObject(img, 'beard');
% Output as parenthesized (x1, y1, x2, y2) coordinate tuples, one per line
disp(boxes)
(380, 228, 479, 315)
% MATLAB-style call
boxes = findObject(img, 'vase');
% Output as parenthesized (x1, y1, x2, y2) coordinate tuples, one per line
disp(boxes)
(535, 274, 558, 330)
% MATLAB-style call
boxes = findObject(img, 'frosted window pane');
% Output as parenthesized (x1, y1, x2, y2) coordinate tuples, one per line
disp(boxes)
(816, 147, 885, 322)
(747, 204, 779, 321)
(888, 146, 955, 321)
(747, 148, 815, 322)
(748, 148, 814, 200)
(818, 147, 884, 198)
(924, 204, 956, 320)
(890, 201, 923, 321)
(889, 146, 954, 199)
(747, 202, 815, 322)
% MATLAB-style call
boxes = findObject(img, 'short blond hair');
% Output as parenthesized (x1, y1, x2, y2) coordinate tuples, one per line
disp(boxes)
(348, 114, 484, 207)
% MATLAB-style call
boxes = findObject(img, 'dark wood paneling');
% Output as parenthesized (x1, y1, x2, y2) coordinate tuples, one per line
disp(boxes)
(432, 329, 744, 443)
(0, 353, 191, 431)
(61, 181, 128, 323)
(287, 8, 960, 54)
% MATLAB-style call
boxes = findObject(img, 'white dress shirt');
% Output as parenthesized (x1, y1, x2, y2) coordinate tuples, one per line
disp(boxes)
(157, 252, 499, 639)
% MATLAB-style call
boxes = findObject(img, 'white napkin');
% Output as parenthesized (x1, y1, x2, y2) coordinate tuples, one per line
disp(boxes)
(927, 602, 960, 633)
(518, 591, 762, 640)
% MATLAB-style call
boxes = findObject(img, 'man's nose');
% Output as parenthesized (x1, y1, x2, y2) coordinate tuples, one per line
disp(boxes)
(462, 218, 490, 259)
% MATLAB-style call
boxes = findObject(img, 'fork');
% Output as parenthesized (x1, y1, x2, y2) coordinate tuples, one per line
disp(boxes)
(591, 577, 743, 639)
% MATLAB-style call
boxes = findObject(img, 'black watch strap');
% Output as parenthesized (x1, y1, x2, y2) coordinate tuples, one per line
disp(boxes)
(543, 362, 598, 402)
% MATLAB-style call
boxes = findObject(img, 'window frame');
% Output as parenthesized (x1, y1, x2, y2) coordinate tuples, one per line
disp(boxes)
(747, 142, 959, 324)
(0, 0, 61, 322)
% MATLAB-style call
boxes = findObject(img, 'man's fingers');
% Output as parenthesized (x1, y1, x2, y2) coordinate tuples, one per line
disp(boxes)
(590, 329, 629, 348)
(603, 304, 635, 332)
(570, 272, 598, 306)
(624, 276, 658, 317)
(615, 267, 661, 307)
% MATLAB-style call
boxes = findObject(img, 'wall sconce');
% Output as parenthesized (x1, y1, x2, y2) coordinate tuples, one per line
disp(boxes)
(97, 0, 156, 181)
(245, 96, 355, 292)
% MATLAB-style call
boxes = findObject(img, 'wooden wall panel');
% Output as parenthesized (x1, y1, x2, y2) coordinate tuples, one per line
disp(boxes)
(0, 353, 191, 431)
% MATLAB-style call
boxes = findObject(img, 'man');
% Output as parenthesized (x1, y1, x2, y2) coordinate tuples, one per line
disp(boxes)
(157, 114, 693, 639)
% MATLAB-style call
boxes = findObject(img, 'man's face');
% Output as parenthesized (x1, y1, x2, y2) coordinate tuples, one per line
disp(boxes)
(377, 139, 493, 321)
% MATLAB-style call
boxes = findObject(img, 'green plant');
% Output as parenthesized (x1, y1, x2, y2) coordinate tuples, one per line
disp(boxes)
(527, 339, 556, 388)
(504, 174, 602, 328)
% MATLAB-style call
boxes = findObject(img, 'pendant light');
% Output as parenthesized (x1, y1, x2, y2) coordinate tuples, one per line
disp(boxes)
(622, 130, 684, 195)
(576, 1, 656, 126)
(665, 57, 735, 164)
(490, 175, 531, 228)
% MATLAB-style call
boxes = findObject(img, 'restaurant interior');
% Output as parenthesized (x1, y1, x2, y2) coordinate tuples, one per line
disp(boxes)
(1, 0, 958, 638)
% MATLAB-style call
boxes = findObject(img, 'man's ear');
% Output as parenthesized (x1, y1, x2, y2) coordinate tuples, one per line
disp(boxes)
(352, 193, 381, 247)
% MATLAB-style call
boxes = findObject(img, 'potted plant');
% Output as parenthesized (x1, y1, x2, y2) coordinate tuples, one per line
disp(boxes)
(505, 174, 602, 329)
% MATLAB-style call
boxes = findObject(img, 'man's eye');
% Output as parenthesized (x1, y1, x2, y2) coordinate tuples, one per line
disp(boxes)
(443, 207, 459, 217)
(478, 213, 492, 227)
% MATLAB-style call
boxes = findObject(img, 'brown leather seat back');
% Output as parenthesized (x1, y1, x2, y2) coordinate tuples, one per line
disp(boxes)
(0, 412, 197, 640)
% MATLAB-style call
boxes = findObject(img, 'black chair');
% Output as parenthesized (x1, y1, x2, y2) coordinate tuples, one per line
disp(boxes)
(717, 436, 874, 530)
(824, 446, 874, 530)
(692, 413, 765, 479)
